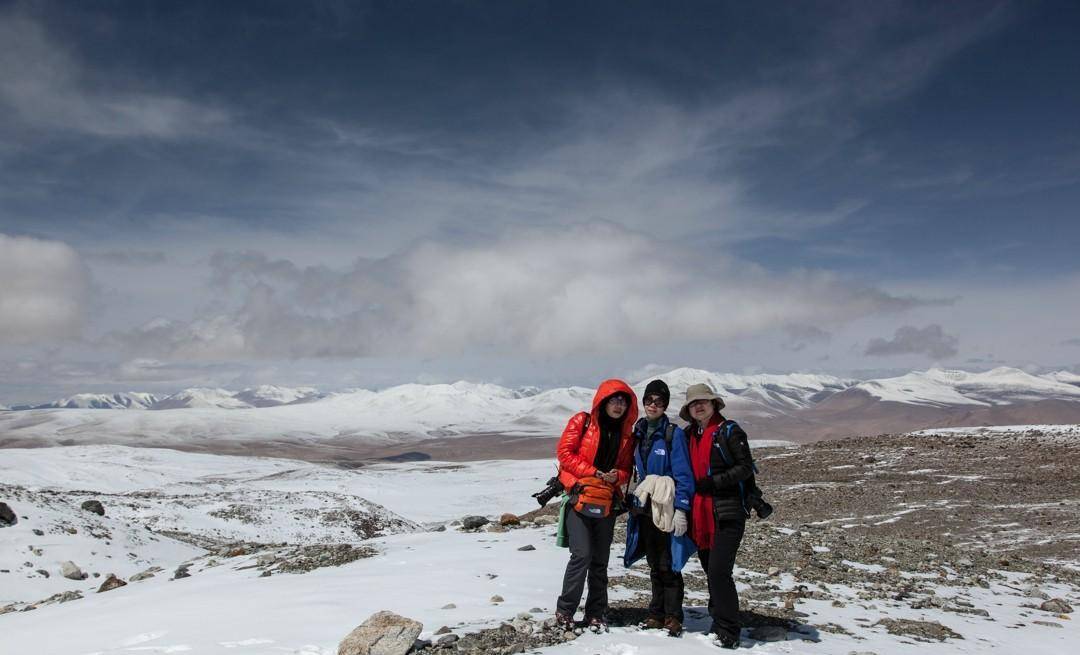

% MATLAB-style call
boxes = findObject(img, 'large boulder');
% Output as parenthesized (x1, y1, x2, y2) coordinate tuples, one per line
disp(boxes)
(80, 500, 105, 516)
(338, 611, 423, 655)
(60, 561, 87, 580)
(0, 502, 16, 527)
(1041, 598, 1073, 614)
(97, 574, 127, 593)
(461, 516, 489, 530)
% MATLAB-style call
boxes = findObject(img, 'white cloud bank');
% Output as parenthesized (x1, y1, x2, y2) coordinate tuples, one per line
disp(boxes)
(0, 233, 88, 344)
(107, 223, 930, 360)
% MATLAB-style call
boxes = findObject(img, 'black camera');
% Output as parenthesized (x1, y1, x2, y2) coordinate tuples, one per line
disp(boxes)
(531, 475, 564, 507)
(746, 486, 773, 520)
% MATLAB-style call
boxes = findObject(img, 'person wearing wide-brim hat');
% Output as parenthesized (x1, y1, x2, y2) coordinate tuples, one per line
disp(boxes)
(679, 383, 754, 649)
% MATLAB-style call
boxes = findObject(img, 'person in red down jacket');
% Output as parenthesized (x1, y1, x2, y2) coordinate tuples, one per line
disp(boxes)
(553, 378, 638, 632)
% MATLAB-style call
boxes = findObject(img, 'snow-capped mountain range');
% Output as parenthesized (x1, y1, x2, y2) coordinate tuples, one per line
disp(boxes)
(1, 367, 1079, 455)
(9, 385, 323, 411)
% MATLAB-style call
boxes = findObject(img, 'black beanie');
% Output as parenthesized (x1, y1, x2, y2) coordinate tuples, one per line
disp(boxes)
(643, 379, 670, 407)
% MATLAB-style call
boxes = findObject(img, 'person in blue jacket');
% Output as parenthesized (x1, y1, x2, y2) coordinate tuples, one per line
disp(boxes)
(623, 379, 696, 637)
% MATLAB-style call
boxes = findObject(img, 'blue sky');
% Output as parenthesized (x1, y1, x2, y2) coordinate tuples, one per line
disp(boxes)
(1, 1, 1078, 402)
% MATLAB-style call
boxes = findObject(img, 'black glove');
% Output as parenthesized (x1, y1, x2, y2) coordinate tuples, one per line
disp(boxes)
(695, 476, 715, 494)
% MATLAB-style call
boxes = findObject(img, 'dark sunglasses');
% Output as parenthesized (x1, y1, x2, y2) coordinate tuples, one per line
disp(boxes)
(643, 395, 667, 407)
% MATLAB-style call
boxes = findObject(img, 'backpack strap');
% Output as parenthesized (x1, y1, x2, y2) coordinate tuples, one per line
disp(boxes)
(719, 420, 760, 474)
(664, 423, 676, 445)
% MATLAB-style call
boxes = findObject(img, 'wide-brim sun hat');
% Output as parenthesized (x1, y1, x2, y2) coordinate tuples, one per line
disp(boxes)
(678, 383, 726, 422)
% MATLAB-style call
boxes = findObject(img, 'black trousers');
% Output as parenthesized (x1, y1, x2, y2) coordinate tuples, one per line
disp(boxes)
(556, 508, 616, 618)
(639, 515, 685, 621)
(696, 517, 746, 641)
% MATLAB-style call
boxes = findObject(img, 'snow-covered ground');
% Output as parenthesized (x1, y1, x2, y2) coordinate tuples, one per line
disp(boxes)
(2, 445, 1076, 655)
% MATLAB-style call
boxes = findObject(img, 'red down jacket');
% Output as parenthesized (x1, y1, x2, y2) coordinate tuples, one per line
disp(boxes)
(556, 378, 639, 491)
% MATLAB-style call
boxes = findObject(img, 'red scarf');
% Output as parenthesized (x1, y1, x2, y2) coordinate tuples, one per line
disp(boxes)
(689, 414, 723, 550)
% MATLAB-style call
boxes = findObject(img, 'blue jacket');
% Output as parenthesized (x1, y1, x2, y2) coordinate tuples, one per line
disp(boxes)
(623, 414, 698, 572)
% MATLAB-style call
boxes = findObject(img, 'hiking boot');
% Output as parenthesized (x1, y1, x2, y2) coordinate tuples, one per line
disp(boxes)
(639, 615, 665, 630)
(587, 616, 608, 633)
(664, 616, 683, 637)
(554, 611, 574, 630)
(711, 633, 740, 649)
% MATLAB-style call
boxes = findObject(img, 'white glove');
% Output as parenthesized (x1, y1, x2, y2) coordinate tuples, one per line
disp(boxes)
(672, 510, 688, 537)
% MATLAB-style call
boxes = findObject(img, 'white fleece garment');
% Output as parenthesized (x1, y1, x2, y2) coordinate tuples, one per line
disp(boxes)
(633, 474, 676, 532)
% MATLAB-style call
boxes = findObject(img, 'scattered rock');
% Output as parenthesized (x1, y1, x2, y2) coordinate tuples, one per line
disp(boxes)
(260, 570, 272, 577)
(60, 561, 87, 580)
(461, 516, 490, 530)
(440, 603, 457, 609)
(499, 513, 520, 526)
(1040, 598, 1073, 614)
(273, 544, 377, 574)
(875, 618, 963, 642)
(490, 595, 504, 603)
(32, 529, 44, 537)
(517, 545, 536, 552)
(0, 502, 16, 527)
(337, 610, 423, 655)
(35, 569, 49, 578)
(80, 500, 105, 516)
(97, 574, 127, 593)
(1033, 620, 1063, 628)
(44, 591, 83, 605)
(173, 564, 192, 580)
(434, 626, 451, 635)
(436, 634, 460, 646)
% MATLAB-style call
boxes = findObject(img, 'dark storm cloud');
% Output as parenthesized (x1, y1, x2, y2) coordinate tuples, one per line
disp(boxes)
(3, 0, 1055, 264)
(865, 324, 960, 359)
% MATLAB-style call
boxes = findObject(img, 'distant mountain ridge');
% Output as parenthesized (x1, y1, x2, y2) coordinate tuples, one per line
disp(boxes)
(3, 367, 1077, 415)
(2, 367, 1079, 454)
(9, 386, 323, 411)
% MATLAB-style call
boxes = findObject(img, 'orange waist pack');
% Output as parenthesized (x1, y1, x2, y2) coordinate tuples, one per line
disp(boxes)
(570, 476, 617, 518)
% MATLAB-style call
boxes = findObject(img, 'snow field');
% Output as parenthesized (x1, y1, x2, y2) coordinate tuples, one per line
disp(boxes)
(2, 444, 1078, 654)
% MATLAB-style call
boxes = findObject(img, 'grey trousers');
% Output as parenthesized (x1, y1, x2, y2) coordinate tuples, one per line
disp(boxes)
(556, 508, 616, 618)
